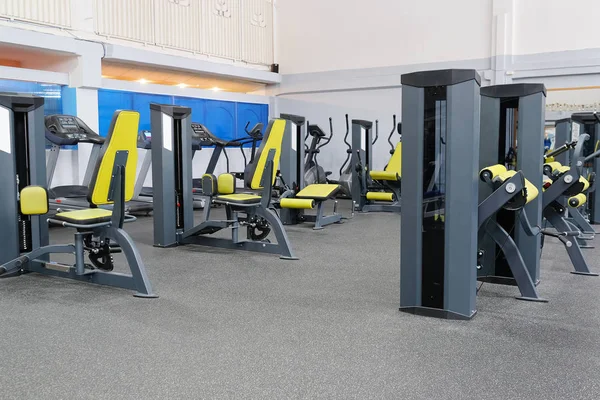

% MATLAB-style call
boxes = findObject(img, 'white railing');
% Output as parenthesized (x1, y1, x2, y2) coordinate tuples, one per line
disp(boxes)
(95, 0, 274, 66)
(0, 0, 71, 28)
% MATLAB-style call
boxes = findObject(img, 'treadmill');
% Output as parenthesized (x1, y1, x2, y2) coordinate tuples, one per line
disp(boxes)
(45, 114, 154, 214)
(190, 122, 263, 192)
(45, 115, 105, 210)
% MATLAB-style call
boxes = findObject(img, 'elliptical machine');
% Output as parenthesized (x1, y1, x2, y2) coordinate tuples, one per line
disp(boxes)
(304, 119, 333, 186)
(335, 114, 353, 198)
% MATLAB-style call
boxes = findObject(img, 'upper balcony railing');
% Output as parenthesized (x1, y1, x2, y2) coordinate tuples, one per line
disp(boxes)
(0, 0, 274, 66)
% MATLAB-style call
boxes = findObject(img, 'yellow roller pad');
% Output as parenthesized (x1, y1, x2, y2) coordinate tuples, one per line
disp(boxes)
(296, 184, 339, 200)
(569, 193, 587, 208)
(215, 193, 261, 205)
(544, 156, 555, 163)
(494, 169, 517, 183)
(20, 186, 49, 216)
(543, 161, 562, 173)
(523, 178, 539, 204)
(480, 164, 507, 181)
(370, 170, 400, 181)
(580, 177, 590, 192)
(366, 192, 395, 202)
(494, 170, 538, 203)
(280, 198, 315, 209)
(555, 165, 570, 174)
(54, 208, 113, 224)
(218, 173, 235, 195)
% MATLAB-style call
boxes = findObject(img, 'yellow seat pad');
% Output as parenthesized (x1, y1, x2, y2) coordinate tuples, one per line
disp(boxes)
(215, 193, 262, 205)
(295, 184, 340, 200)
(366, 192, 395, 202)
(54, 208, 113, 224)
(370, 170, 400, 181)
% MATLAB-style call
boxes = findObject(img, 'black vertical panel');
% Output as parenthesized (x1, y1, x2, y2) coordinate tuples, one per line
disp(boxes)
(421, 86, 447, 309)
(494, 98, 519, 279)
(14, 112, 32, 252)
(174, 118, 184, 229)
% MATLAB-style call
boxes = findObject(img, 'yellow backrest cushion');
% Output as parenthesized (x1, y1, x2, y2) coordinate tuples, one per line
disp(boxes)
(385, 142, 402, 176)
(250, 119, 287, 190)
(90, 111, 139, 205)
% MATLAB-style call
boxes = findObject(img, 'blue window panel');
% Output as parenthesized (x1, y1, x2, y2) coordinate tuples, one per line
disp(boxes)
(98, 89, 133, 137)
(204, 99, 236, 142)
(173, 96, 206, 124)
(0, 79, 62, 115)
(132, 93, 173, 132)
(236, 102, 268, 147)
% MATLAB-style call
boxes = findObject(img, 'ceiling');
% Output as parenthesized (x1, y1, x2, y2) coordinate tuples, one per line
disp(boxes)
(101, 62, 266, 93)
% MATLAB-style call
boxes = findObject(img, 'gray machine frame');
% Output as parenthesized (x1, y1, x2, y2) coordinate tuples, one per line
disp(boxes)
(478, 84, 546, 286)
(553, 118, 597, 246)
(400, 69, 481, 320)
(351, 119, 401, 213)
(151, 103, 297, 259)
(278, 113, 342, 229)
(0, 93, 156, 297)
(571, 113, 600, 223)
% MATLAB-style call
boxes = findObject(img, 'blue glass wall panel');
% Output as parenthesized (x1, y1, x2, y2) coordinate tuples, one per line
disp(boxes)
(132, 93, 172, 132)
(204, 100, 236, 142)
(98, 90, 133, 136)
(0, 79, 62, 115)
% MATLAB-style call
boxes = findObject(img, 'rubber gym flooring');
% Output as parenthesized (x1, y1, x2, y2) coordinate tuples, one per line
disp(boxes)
(1, 202, 600, 399)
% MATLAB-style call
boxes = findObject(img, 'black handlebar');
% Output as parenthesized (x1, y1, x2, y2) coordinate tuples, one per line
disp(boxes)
(372, 120, 379, 145)
(339, 114, 351, 177)
(387, 115, 397, 153)
(545, 140, 577, 159)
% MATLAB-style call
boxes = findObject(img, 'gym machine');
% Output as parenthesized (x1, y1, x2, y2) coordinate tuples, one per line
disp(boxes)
(45, 115, 105, 210)
(400, 69, 482, 319)
(277, 114, 342, 229)
(542, 136, 599, 276)
(303, 119, 333, 186)
(351, 117, 402, 213)
(551, 119, 597, 244)
(478, 84, 546, 286)
(150, 103, 297, 259)
(0, 93, 156, 297)
(569, 112, 600, 223)
(190, 121, 263, 190)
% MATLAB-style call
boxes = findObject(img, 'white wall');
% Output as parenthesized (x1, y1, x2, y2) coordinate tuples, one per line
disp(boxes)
(513, 0, 600, 55)
(276, 0, 493, 74)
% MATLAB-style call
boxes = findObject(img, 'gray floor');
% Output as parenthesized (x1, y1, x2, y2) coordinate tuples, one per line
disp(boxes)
(2, 205, 600, 400)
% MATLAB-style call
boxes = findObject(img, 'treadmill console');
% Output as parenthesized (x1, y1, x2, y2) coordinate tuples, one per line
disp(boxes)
(308, 125, 326, 138)
(45, 115, 104, 144)
(190, 122, 229, 146)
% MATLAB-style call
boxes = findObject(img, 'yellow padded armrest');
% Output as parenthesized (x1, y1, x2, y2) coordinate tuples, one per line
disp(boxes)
(280, 198, 315, 209)
(370, 170, 400, 181)
(20, 186, 49, 215)
(569, 193, 587, 208)
(366, 192, 395, 202)
(480, 164, 507, 181)
(295, 184, 340, 200)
